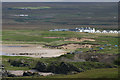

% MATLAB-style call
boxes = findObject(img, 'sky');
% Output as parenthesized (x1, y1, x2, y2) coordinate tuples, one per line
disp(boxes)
(2, 0, 120, 2)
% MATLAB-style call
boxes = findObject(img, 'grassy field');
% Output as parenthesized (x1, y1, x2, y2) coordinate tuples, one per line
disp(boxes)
(47, 68, 118, 78)
(3, 68, 118, 79)
(2, 2, 118, 30)
(2, 30, 118, 44)
(2, 30, 119, 54)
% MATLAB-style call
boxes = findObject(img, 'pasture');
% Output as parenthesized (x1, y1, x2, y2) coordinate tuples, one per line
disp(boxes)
(2, 30, 118, 45)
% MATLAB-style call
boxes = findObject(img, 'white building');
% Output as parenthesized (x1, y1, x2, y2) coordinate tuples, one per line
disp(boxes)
(19, 14, 28, 17)
(49, 27, 119, 34)
(109, 30, 114, 33)
(77, 27, 95, 33)
(14, 14, 28, 17)
(113, 30, 118, 33)
(102, 30, 108, 33)
(95, 30, 101, 33)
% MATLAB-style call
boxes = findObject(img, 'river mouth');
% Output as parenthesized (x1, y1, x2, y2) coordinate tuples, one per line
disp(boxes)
(0, 52, 17, 56)
(1, 46, 30, 56)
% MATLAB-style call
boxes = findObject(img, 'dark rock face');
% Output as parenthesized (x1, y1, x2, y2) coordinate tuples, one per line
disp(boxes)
(47, 62, 81, 74)
(35, 62, 81, 74)
(35, 62, 47, 72)
(7, 73, 16, 77)
(23, 71, 40, 76)
(56, 62, 81, 74)
(2, 70, 16, 77)
(9, 59, 30, 67)
(47, 62, 58, 73)
(2, 70, 9, 77)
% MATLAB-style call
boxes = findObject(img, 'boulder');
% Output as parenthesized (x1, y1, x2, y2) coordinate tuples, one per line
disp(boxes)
(35, 62, 47, 72)
(47, 62, 81, 74)
(23, 71, 33, 76)
(23, 71, 40, 76)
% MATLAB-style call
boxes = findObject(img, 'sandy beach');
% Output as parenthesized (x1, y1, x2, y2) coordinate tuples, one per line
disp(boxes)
(1, 44, 66, 58)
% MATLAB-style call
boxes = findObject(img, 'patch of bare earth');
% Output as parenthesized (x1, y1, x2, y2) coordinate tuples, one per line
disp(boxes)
(59, 44, 95, 50)
(64, 38, 95, 42)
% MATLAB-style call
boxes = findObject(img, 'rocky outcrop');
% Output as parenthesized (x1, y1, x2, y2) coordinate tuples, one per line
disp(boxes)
(8, 59, 30, 67)
(47, 62, 81, 74)
(35, 62, 47, 72)
(35, 62, 81, 74)
(23, 71, 39, 76)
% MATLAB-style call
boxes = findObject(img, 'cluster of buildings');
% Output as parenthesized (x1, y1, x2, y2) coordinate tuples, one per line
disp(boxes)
(49, 27, 120, 34)
(14, 14, 29, 17)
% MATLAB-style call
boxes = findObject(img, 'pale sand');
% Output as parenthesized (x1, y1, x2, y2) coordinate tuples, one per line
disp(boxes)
(1, 44, 66, 58)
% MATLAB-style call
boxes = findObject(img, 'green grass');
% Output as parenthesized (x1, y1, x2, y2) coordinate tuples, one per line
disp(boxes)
(2, 55, 117, 71)
(5, 68, 118, 78)
(47, 68, 118, 78)
(2, 56, 59, 70)
(2, 55, 118, 78)
(2, 30, 118, 45)
(2, 30, 119, 54)
(2, 30, 65, 43)
(2, 56, 33, 70)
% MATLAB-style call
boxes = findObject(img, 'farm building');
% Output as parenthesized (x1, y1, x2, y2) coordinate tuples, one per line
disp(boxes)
(49, 29, 69, 31)
(109, 30, 114, 33)
(95, 30, 101, 33)
(49, 27, 119, 34)
(76, 27, 95, 33)
(102, 30, 108, 33)
(113, 30, 118, 33)
(14, 14, 28, 17)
